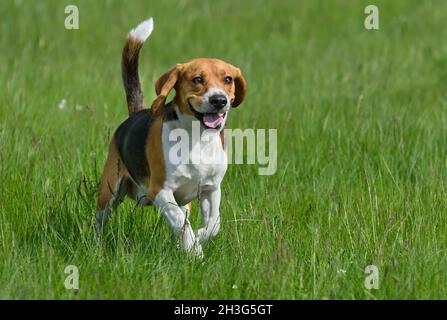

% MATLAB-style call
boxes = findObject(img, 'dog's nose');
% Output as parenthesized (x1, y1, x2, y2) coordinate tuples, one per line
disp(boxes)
(209, 95, 228, 109)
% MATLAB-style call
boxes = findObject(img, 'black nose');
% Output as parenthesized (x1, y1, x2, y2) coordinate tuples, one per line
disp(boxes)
(209, 95, 228, 109)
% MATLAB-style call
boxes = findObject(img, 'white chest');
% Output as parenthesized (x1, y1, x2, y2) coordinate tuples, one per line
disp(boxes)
(162, 120, 227, 205)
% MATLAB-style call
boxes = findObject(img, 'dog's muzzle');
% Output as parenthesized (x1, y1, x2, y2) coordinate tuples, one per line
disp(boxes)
(188, 101, 227, 130)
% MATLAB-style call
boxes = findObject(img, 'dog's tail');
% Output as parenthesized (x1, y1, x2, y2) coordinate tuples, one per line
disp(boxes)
(121, 18, 154, 116)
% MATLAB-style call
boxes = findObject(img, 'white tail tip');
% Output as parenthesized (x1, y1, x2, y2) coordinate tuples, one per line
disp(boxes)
(129, 17, 154, 43)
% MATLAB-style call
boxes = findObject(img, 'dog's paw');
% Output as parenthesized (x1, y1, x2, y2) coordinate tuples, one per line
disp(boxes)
(192, 243, 204, 260)
(195, 228, 209, 245)
(183, 240, 203, 259)
(177, 231, 204, 258)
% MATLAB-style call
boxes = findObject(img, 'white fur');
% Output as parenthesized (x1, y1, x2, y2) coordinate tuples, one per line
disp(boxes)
(129, 17, 154, 43)
(162, 114, 227, 203)
(151, 104, 227, 253)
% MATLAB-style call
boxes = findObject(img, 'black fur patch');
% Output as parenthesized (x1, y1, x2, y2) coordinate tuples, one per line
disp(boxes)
(114, 109, 152, 182)
(113, 103, 178, 183)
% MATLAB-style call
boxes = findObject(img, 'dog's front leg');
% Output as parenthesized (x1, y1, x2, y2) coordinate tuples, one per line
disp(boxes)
(153, 189, 203, 257)
(197, 187, 221, 245)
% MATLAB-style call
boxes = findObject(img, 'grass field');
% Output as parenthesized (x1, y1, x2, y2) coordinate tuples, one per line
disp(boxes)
(1, 0, 447, 299)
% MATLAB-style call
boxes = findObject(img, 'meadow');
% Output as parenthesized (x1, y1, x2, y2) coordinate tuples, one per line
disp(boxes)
(1, 0, 447, 299)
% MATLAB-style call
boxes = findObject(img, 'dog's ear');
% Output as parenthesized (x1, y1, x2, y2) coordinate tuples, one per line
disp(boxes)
(231, 66, 247, 108)
(151, 64, 183, 115)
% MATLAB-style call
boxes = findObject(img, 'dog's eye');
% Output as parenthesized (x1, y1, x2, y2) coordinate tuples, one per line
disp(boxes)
(192, 76, 204, 85)
(224, 76, 233, 84)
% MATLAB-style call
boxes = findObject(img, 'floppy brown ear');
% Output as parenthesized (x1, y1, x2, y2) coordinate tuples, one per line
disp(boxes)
(232, 67, 247, 108)
(151, 64, 183, 115)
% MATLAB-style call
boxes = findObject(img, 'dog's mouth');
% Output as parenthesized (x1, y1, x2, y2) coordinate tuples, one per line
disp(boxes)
(188, 101, 226, 130)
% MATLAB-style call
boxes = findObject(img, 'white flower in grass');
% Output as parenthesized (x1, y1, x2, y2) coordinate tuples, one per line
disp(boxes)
(232, 284, 238, 289)
(58, 99, 66, 110)
(337, 269, 347, 274)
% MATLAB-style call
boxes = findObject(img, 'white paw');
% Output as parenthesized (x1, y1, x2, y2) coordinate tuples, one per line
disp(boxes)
(178, 231, 203, 258)
(192, 243, 204, 259)
(184, 238, 203, 259)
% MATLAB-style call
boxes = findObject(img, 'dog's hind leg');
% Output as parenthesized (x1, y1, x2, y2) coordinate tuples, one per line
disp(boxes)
(95, 141, 129, 238)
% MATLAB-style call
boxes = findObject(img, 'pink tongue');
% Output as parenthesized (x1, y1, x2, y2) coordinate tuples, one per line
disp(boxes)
(203, 112, 225, 128)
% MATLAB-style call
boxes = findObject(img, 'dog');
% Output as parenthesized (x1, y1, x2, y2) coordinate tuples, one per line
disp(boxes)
(95, 18, 247, 256)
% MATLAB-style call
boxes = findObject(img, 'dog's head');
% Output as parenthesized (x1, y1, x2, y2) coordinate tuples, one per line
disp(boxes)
(151, 58, 247, 130)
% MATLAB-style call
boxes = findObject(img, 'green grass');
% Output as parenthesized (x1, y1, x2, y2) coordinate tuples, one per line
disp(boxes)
(1, 0, 447, 299)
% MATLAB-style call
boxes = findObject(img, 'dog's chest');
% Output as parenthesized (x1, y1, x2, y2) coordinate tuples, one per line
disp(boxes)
(162, 121, 227, 204)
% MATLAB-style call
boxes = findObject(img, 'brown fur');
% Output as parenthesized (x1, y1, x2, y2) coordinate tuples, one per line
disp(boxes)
(146, 115, 165, 200)
(151, 58, 247, 116)
(97, 140, 129, 210)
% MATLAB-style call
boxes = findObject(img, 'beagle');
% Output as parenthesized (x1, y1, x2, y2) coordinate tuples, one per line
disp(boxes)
(95, 18, 247, 257)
